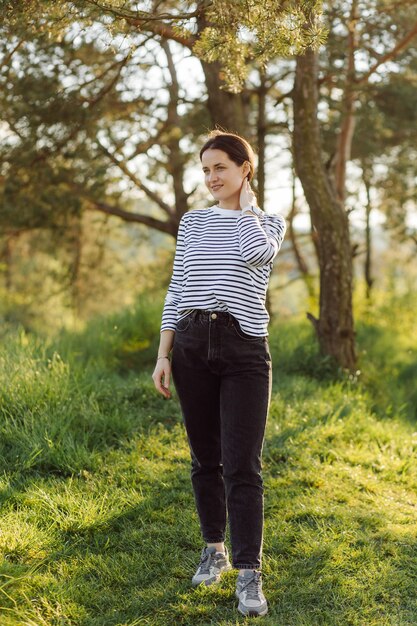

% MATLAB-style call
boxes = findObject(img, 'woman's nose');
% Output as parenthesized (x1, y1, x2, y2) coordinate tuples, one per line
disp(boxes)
(208, 171, 218, 182)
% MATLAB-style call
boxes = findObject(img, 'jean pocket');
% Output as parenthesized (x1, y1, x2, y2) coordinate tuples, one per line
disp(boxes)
(231, 319, 266, 343)
(176, 313, 193, 333)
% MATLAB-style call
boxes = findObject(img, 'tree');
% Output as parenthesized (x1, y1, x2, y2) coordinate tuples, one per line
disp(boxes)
(191, 0, 417, 369)
(0, 7, 205, 238)
(293, 45, 356, 369)
(3, 0, 417, 369)
(1, 0, 320, 239)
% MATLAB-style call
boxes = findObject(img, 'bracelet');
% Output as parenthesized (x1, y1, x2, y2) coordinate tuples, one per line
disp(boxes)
(157, 355, 170, 360)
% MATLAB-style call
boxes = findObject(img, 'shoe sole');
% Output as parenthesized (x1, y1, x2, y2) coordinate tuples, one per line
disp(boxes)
(237, 604, 268, 617)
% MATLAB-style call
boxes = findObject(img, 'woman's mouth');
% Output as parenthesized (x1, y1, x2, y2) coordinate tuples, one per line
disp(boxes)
(211, 185, 223, 191)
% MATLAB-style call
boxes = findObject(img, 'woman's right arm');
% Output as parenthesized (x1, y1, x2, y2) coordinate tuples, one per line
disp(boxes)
(152, 330, 175, 399)
(153, 214, 188, 398)
(160, 215, 187, 331)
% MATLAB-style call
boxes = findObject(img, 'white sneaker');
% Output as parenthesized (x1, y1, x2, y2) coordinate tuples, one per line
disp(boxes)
(236, 570, 268, 617)
(191, 546, 232, 587)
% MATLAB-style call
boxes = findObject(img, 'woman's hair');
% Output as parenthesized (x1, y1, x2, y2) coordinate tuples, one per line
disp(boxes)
(199, 130, 256, 182)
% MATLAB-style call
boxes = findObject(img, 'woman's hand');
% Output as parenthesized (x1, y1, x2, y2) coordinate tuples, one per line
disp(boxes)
(239, 179, 257, 210)
(152, 357, 172, 399)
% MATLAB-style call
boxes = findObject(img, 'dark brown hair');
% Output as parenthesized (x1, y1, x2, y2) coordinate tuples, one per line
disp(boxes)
(199, 130, 256, 182)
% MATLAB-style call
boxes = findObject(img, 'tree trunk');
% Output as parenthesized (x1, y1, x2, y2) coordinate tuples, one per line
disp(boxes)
(161, 40, 190, 224)
(2, 235, 14, 292)
(288, 166, 317, 303)
(199, 60, 250, 135)
(197, 11, 250, 136)
(256, 69, 267, 208)
(293, 48, 356, 371)
(362, 164, 374, 299)
(333, 0, 358, 203)
(69, 216, 83, 316)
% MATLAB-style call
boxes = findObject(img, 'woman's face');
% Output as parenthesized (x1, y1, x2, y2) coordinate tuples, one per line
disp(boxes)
(201, 149, 248, 208)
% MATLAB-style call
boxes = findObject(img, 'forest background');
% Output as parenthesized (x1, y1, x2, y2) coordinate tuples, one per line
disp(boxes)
(1, 1, 417, 625)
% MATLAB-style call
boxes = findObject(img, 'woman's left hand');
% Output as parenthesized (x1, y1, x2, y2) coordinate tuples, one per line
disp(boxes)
(239, 179, 257, 210)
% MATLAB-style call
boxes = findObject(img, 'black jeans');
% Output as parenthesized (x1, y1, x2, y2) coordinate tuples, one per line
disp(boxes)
(171, 309, 272, 569)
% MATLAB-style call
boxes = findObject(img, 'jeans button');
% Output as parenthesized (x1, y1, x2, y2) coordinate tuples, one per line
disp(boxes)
(211, 313, 217, 320)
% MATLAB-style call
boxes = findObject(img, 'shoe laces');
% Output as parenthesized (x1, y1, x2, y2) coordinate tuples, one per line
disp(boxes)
(242, 571, 262, 601)
(198, 547, 215, 574)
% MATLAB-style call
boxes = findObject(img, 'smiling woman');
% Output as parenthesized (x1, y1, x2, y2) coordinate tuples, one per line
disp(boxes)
(200, 132, 256, 212)
(152, 130, 286, 618)
(201, 148, 250, 210)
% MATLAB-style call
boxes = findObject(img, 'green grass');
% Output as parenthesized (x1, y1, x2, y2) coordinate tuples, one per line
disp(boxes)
(1, 293, 417, 625)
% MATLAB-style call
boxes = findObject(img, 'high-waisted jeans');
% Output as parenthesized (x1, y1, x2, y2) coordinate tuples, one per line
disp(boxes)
(171, 309, 272, 569)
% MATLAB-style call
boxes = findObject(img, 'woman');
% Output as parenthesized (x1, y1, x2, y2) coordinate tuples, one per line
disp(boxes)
(152, 130, 286, 618)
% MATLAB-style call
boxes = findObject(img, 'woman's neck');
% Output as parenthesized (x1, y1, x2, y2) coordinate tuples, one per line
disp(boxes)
(218, 198, 240, 211)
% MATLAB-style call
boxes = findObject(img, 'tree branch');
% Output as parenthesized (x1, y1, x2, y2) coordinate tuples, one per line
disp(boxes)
(275, 274, 318, 291)
(31, 56, 129, 166)
(82, 0, 201, 48)
(334, 0, 358, 202)
(84, 0, 205, 22)
(381, 0, 417, 14)
(128, 125, 169, 159)
(158, 40, 189, 216)
(273, 89, 294, 106)
(86, 199, 176, 236)
(0, 39, 24, 68)
(63, 54, 129, 98)
(83, 53, 131, 105)
(5, 120, 25, 141)
(162, 39, 179, 104)
(97, 141, 175, 217)
(355, 19, 417, 85)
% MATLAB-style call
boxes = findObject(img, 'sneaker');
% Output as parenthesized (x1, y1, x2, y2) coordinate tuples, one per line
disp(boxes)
(236, 570, 268, 617)
(191, 546, 232, 587)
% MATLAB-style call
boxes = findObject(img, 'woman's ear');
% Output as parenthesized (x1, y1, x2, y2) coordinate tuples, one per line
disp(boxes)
(243, 161, 251, 180)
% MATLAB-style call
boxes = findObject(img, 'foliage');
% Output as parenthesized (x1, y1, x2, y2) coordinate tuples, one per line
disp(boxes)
(195, 0, 327, 91)
(0, 0, 212, 283)
(0, 22, 123, 231)
(319, 2, 417, 245)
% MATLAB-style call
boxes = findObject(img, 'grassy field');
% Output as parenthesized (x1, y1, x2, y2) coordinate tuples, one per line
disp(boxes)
(1, 293, 417, 626)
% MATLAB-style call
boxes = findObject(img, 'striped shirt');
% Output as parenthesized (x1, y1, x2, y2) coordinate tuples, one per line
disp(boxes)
(161, 206, 286, 337)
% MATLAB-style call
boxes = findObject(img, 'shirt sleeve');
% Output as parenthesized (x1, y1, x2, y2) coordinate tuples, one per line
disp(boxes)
(236, 212, 286, 267)
(160, 215, 187, 332)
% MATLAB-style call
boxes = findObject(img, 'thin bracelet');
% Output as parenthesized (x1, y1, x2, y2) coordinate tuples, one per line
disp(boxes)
(157, 355, 170, 360)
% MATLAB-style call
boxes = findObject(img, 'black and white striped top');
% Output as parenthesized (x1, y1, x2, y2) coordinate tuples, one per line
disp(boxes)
(161, 206, 286, 337)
